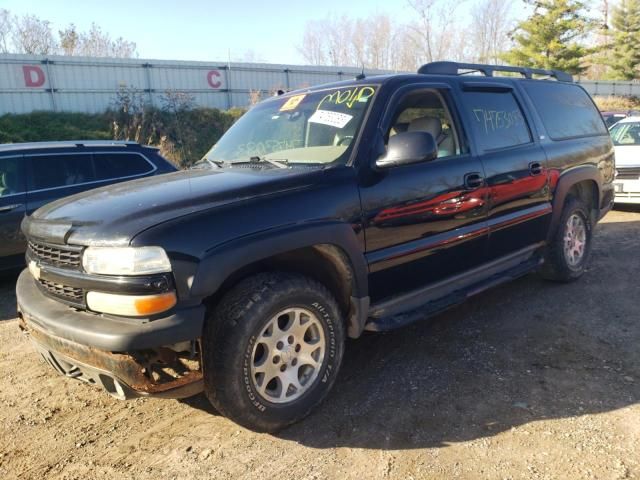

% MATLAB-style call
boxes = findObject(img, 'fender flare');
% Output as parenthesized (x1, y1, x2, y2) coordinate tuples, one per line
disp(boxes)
(189, 222, 370, 336)
(548, 165, 602, 240)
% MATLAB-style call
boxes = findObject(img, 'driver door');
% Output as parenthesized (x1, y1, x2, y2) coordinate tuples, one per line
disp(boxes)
(359, 86, 489, 303)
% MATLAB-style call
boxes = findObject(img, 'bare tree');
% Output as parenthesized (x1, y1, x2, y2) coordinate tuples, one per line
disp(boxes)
(11, 14, 57, 54)
(406, 0, 467, 63)
(469, 0, 514, 64)
(77, 23, 137, 58)
(58, 24, 80, 56)
(0, 9, 11, 53)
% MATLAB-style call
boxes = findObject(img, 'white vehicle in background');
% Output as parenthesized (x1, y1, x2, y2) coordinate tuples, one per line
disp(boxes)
(610, 117, 640, 204)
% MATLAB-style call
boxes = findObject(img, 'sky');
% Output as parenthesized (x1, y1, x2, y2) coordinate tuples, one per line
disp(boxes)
(0, 0, 495, 64)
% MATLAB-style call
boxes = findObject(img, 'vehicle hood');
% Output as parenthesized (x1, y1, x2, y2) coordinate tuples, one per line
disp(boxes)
(613, 145, 640, 167)
(25, 167, 316, 246)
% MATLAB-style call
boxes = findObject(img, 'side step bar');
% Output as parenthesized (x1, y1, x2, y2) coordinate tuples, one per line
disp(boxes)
(365, 247, 543, 332)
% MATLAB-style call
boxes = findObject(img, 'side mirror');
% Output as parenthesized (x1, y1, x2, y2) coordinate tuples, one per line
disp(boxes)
(376, 131, 438, 169)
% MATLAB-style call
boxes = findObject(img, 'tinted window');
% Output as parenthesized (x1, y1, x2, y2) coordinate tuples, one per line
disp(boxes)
(463, 91, 531, 152)
(0, 156, 25, 196)
(93, 153, 152, 180)
(523, 82, 607, 140)
(28, 154, 94, 190)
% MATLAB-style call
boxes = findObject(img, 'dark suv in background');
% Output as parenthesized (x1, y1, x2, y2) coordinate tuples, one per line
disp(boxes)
(0, 141, 176, 272)
(17, 62, 615, 433)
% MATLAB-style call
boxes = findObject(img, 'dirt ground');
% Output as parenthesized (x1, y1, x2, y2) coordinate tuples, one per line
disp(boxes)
(1, 209, 639, 480)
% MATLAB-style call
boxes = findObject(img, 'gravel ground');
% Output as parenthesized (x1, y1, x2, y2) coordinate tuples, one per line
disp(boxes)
(0, 209, 639, 480)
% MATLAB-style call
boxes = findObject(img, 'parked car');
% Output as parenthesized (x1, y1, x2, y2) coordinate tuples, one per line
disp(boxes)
(0, 141, 176, 273)
(16, 62, 615, 432)
(608, 116, 640, 204)
(601, 110, 640, 128)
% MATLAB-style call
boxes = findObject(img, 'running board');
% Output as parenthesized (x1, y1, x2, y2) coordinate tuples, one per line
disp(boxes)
(365, 253, 543, 332)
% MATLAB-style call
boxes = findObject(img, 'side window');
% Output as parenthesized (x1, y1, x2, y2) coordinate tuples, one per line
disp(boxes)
(28, 154, 95, 190)
(93, 153, 153, 181)
(522, 81, 607, 140)
(386, 90, 460, 158)
(0, 157, 26, 196)
(463, 91, 531, 152)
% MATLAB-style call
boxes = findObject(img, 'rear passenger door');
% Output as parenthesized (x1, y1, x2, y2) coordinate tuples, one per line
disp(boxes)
(459, 83, 551, 260)
(26, 153, 96, 214)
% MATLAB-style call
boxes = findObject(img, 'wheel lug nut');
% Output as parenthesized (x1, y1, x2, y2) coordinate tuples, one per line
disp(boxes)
(272, 355, 280, 364)
(280, 364, 286, 372)
(295, 344, 301, 352)
(276, 341, 284, 350)
(292, 359, 297, 366)
(287, 335, 294, 344)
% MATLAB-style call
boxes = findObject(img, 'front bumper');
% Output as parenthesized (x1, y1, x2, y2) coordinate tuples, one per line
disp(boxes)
(613, 179, 640, 204)
(16, 269, 205, 351)
(17, 269, 206, 399)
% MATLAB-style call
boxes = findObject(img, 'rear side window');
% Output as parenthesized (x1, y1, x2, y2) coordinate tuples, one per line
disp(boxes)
(463, 91, 532, 152)
(522, 82, 607, 140)
(0, 156, 26, 196)
(28, 154, 94, 190)
(93, 153, 153, 181)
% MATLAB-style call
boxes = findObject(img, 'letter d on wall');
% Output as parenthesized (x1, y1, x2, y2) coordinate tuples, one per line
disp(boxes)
(23, 65, 46, 87)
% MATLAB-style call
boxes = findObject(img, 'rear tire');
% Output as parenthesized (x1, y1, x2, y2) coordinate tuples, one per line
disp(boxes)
(540, 195, 593, 282)
(202, 272, 345, 432)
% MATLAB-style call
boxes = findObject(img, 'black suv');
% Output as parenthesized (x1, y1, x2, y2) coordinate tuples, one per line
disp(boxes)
(0, 141, 176, 272)
(16, 62, 615, 432)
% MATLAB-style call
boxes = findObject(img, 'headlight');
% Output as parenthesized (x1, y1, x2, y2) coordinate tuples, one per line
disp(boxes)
(82, 246, 172, 275)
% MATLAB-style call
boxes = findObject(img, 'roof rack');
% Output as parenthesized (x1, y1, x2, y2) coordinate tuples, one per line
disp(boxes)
(0, 140, 140, 152)
(417, 61, 573, 83)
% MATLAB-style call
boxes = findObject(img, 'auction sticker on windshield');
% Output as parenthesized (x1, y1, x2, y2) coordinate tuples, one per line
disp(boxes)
(309, 109, 353, 129)
(280, 94, 306, 111)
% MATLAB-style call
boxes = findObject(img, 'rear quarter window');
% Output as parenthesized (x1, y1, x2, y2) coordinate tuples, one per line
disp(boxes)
(522, 81, 607, 140)
(462, 91, 532, 152)
(93, 153, 153, 181)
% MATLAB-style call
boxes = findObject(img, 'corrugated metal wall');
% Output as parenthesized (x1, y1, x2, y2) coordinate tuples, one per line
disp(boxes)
(1, 53, 638, 115)
(0, 54, 393, 115)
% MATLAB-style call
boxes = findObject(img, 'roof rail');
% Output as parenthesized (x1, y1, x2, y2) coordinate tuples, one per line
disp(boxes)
(0, 140, 140, 152)
(417, 61, 573, 83)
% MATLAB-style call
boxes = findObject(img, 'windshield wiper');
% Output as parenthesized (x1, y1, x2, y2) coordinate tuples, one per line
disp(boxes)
(206, 158, 226, 168)
(249, 156, 289, 169)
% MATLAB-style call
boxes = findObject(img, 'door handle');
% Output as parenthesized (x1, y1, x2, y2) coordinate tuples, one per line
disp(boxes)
(529, 162, 543, 175)
(0, 203, 22, 213)
(464, 172, 484, 190)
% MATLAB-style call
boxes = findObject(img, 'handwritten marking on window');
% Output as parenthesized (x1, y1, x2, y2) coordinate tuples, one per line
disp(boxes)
(317, 86, 375, 110)
(473, 108, 525, 134)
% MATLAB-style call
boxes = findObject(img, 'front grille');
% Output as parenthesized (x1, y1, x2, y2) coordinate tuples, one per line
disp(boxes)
(28, 241, 82, 270)
(617, 167, 640, 180)
(37, 278, 84, 303)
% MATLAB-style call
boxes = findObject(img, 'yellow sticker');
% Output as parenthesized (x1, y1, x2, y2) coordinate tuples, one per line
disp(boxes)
(279, 94, 306, 111)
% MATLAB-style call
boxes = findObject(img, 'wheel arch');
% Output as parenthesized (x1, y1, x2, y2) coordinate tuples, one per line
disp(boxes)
(548, 165, 601, 241)
(190, 223, 370, 338)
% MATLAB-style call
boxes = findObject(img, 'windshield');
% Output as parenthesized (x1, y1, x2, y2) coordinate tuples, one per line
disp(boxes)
(203, 85, 377, 166)
(610, 121, 640, 146)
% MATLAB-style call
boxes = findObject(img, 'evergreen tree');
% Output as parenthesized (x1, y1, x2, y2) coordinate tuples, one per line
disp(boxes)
(604, 0, 640, 79)
(502, 0, 594, 75)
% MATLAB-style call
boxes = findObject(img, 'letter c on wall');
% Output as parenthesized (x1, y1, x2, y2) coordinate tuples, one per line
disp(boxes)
(207, 70, 222, 89)
(23, 65, 46, 87)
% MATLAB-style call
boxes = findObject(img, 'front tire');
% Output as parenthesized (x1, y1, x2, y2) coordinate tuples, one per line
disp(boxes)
(540, 195, 593, 282)
(202, 272, 345, 432)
